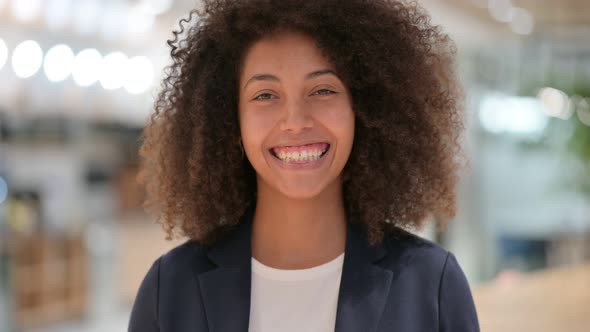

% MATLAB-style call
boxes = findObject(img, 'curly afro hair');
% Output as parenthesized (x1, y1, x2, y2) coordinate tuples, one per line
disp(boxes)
(138, 0, 466, 247)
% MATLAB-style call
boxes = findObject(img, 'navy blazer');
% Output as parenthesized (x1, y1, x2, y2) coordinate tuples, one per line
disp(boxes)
(129, 208, 480, 332)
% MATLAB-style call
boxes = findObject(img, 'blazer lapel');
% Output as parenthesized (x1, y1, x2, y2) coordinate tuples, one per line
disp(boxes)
(197, 208, 254, 332)
(198, 266, 251, 332)
(196, 206, 394, 332)
(335, 223, 393, 332)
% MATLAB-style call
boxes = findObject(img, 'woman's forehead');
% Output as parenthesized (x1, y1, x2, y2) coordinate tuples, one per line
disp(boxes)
(240, 32, 335, 81)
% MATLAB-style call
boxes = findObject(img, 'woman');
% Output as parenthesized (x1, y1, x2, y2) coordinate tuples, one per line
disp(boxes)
(129, 0, 479, 331)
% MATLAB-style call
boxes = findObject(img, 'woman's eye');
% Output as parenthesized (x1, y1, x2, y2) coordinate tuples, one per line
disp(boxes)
(312, 89, 336, 96)
(253, 93, 276, 101)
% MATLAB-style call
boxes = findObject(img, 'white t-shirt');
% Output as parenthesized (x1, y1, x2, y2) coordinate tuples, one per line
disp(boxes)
(248, 253, 345, 332)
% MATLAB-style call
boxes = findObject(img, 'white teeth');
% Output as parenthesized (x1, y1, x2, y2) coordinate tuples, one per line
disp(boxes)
(274, 148, 326, 162)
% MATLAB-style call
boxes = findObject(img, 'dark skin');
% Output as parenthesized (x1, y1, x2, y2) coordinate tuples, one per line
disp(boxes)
(238, 32, 354, 269)
(250, 183, 347, 269)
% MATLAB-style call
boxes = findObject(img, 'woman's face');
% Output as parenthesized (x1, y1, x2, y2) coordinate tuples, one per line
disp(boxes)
(238, 31, 355, 199)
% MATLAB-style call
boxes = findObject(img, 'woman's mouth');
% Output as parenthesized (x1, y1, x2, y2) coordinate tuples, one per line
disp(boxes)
(269, 143, 330, 164)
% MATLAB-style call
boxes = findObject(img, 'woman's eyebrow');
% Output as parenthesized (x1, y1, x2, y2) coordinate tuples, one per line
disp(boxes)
(242, 69, 338, 90)
(305, 69, 337, 80)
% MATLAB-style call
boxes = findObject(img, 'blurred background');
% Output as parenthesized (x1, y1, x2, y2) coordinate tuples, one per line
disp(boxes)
(0, 0, 588, 331)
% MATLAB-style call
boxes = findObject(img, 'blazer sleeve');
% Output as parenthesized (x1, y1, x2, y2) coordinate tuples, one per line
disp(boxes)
(128, 257, 161, 332)
(438, 252, 480, 332)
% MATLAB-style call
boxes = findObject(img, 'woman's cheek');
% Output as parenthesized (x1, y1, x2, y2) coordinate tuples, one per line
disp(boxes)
(240, 109, 276, 150)
(317, 105, 354, 133)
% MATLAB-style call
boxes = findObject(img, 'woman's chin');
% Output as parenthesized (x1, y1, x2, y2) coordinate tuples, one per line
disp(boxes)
(255, 170, 343, 201)
(277, 186, 325, 200)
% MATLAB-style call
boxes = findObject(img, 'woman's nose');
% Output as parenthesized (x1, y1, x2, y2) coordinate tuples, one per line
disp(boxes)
(279, 99, 314, 133)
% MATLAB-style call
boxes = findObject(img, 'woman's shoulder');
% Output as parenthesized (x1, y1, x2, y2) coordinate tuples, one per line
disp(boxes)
(379, 227, 456, 277)
(379, 228, 479, 330)
(384, 227, 449, 256)
(156, 240, 212, 273)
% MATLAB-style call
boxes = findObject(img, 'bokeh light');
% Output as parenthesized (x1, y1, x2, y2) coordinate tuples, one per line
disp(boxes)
(479, 95, 548, 135)
(72, 48, 102, 87)
(488, 0, 513, 23)
(12, 40, 43, 78)
(100, 52, 128, 90)
(509, 7, 534, 35)
(124, 56, 154, 94)
(11, 0, 41, 22)
(44, 44, 75, 82)
(538, 87, 572, 120)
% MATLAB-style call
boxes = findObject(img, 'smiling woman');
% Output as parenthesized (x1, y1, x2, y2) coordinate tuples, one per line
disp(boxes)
(130, 0, 478, 331)
(239, 32, 355, 201)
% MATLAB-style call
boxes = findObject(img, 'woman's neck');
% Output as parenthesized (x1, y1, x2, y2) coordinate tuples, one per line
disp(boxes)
(251, 179, 347, 270)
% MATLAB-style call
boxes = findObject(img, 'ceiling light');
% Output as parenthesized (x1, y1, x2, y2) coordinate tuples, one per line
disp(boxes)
(44, 44, 75, 82)
(487, 0, 513, 23)
(100, 52, 128, 90)
(124, 56, 154, 94)
(12, 40, 43, 78)
(11, 0, 41, 22)
(538, 87, 572, 120)
(479, 94, 548, 135)
(509, 7, 534, 35)
(72, 48, 102, 87)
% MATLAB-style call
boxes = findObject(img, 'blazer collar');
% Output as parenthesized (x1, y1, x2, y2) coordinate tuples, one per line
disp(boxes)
(196, 206, 393, 332)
